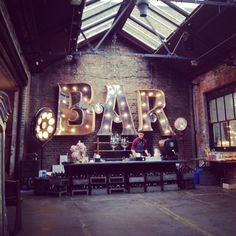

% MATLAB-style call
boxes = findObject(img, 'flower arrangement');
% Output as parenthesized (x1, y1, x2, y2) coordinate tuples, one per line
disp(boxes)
(70, 141, 88, 163)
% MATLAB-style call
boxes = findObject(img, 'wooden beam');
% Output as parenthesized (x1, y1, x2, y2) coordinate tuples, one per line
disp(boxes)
(0, 1, 30, 87)
(69, 0, 87, 53)
(112, 0, 136, 33)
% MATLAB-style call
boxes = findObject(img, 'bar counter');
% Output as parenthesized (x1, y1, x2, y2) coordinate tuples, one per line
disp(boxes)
(63, 159, 188, 195)
(63, 159, 187, 175)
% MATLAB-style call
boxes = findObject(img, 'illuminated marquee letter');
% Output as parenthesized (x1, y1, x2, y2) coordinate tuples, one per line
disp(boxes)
(137, 89, 175, 136)
(97, 85, 137, 135)
(55, 83, 95, 135)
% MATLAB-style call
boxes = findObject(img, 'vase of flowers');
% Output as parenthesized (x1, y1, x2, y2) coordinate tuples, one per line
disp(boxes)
(70, 141, 88, 163)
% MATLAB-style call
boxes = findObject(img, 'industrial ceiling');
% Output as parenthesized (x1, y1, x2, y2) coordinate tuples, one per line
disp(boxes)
(4, 0, 236, 79)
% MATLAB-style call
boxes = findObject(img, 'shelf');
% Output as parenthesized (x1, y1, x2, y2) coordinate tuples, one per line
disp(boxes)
(93, 142, 110, 144)
(93, 142, 132, 144)
(99, 150, 131, 152)
(95, 137, 131, 155)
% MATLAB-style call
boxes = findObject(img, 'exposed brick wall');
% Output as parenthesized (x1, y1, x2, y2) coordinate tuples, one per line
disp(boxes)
(27, 39, 193, 170)
(192, 64, 236, 157)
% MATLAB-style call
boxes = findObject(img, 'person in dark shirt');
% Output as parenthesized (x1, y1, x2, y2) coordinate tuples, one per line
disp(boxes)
(131, 132, 150, 157)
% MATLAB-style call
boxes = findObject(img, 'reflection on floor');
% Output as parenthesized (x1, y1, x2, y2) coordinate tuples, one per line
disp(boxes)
(7, 186, 236, 236)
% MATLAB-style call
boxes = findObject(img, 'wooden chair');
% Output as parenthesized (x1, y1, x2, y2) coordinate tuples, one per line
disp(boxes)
(5, 180, 22, 234)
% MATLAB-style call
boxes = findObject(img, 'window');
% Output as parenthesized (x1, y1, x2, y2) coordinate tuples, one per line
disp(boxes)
(207, 82, 236, 151)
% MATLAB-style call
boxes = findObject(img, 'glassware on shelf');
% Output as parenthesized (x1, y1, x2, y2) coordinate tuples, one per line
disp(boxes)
(110, 133, 120, 150)
(121, 137, 129, 150)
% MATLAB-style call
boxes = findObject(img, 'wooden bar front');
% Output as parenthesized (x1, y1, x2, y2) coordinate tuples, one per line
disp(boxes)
(63, 160, 187, 194)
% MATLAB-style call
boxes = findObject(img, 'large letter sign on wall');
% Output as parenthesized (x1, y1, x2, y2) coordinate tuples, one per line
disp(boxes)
(137, 89, 175, 136)
(55, 83, 95, 135)
(97, 85, 137, 136)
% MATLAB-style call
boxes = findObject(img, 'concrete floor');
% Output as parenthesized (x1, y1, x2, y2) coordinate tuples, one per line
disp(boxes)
(8, 186, 236, 236)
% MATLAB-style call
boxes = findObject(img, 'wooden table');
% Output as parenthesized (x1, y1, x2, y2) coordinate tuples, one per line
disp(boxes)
(193, 159, 236, 185)
(207, 160, 236, 183)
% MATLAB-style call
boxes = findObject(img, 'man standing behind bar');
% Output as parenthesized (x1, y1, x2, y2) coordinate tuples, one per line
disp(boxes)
(131, 132, 150, 157)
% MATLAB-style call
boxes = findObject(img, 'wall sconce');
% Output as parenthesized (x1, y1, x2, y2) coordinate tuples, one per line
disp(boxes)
(136, 0, 149, 17)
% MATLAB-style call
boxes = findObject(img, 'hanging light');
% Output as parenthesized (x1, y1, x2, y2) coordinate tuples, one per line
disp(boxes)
(136, 0, 149, 17)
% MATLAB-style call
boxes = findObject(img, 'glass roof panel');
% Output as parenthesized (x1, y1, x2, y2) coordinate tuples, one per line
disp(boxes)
(122, 0, 199, 51)
(123, 18, 162, 50)
(82, 10, 118, 31)
(77, 0, 199, 51)
(78, 0, 122, 46)
(78, 18, 114, 45)
(130, 7, 177, 38)
(172, 2, 199, 14)
(82, 0, 122, 20)
(149, 1, 186, 24)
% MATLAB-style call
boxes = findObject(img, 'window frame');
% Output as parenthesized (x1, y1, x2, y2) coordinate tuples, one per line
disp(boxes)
(206, 82, 236, 151)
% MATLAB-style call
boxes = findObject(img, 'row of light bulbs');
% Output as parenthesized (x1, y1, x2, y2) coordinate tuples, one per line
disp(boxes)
(61, 96, 89, 104)
(55, 86, 170, 134)
(59, 108, 170, 134)
(62, 85, 89, 92)
(57, 124, 91, 134)
(141, 91, 162, 97)
(103, 124, 132, 130)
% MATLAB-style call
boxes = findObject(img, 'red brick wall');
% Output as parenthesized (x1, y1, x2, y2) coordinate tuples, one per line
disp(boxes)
(192, 64, 236, 157)
(27, 39, 193, 170)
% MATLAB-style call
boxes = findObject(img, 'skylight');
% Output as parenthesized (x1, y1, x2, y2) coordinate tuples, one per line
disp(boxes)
(172, 2, 200, 14)
(77, 0, 200, 52)
(77, 0, 122, 46)
(123, 18, 162, 50)
(122, 0, 199, 51)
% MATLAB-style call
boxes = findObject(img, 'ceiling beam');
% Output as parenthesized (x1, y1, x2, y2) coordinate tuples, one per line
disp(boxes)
(94, 0, 135, 51)
(112, 0, 137, 33)
(144, 17, 171, 54)
(161, 0, 189, 17)
(0, 1, 30, 87)
(68, 0, 86, 54)
(74, 49, 192, 60)
(195, 32, 236, 63)
(129, 16, 165, 40)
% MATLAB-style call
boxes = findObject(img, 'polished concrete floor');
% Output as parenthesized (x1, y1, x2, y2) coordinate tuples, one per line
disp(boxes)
(8, 186, 236, 236)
